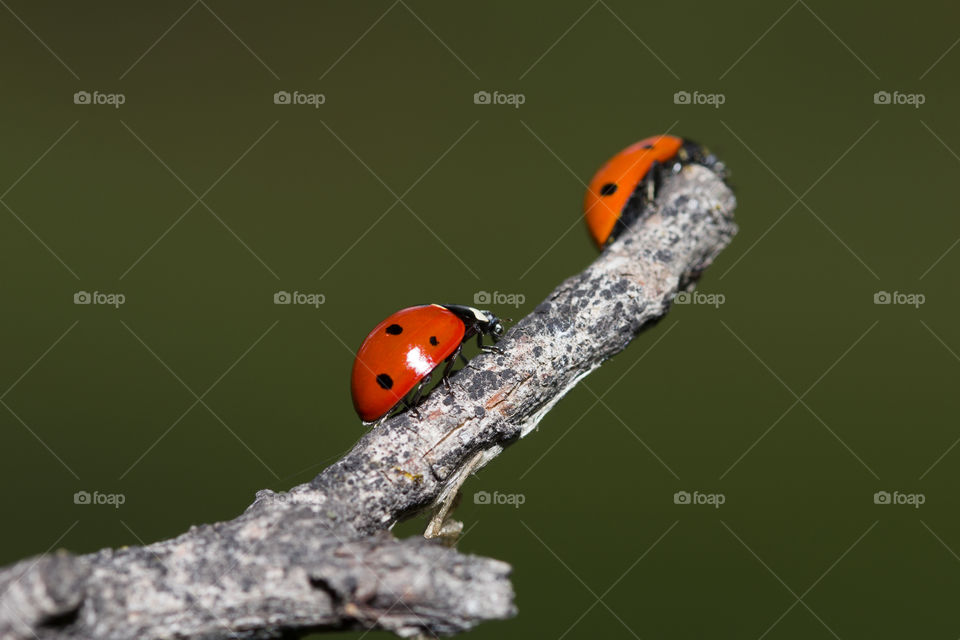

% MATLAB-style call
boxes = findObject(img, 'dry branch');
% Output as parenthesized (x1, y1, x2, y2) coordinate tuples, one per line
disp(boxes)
(0, 165, 736, 640)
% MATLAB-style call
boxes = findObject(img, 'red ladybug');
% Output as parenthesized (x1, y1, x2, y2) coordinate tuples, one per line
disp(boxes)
(583, 135, 722, 248)
(350, 304, 505, 424)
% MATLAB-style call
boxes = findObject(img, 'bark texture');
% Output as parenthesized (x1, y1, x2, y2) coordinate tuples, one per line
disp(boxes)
(0, 165, 736, 640)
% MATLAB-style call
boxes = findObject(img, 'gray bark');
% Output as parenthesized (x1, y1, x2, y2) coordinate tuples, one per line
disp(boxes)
(0, 165, 736, 640)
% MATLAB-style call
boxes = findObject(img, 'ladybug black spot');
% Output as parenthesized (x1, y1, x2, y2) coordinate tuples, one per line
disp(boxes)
(600, 183, 617, 196)
(642, 143, 654, 149)
(385, 324, 403, 335)
(429, 336, 439, 346)
(376, 374, 393, 390)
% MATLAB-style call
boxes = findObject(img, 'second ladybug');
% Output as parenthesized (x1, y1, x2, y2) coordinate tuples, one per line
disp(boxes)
(350, 304, 505, 424)
(583, 134, 723, 248)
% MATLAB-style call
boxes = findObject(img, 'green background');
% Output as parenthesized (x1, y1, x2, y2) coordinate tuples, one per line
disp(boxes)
(1, 2, 959, 638)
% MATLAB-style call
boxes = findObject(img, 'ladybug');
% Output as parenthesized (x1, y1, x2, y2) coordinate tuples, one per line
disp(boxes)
(350, 304, 505, 424)
(583, 134, 722, 248)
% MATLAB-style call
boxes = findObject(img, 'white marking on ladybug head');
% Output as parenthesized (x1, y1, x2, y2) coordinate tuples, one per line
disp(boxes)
(406, 347, 433, 377)
(465, 306, 487, 322)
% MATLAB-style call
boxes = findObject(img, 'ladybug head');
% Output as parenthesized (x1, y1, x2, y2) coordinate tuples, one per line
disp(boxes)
(476, 309, 503, 339)
(441, 304, 506, 340)
(490, 317, 504, 339)
(679, 138, 727, 180)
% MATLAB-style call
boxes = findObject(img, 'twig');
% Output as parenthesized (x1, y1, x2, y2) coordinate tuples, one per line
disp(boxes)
(0, 165, 736, 640)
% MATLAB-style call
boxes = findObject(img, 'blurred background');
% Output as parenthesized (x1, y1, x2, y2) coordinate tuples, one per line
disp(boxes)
(1, 1, 959, 638)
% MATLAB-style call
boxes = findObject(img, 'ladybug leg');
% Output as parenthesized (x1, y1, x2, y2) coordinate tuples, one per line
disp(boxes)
(401, 398, 421, 420)
(440, 344, 462, 393)
(644, 160, 662, 201)
(407, 373, 432, 416)
(477, 333, 505, 355)
(457, 349, 484, 372)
